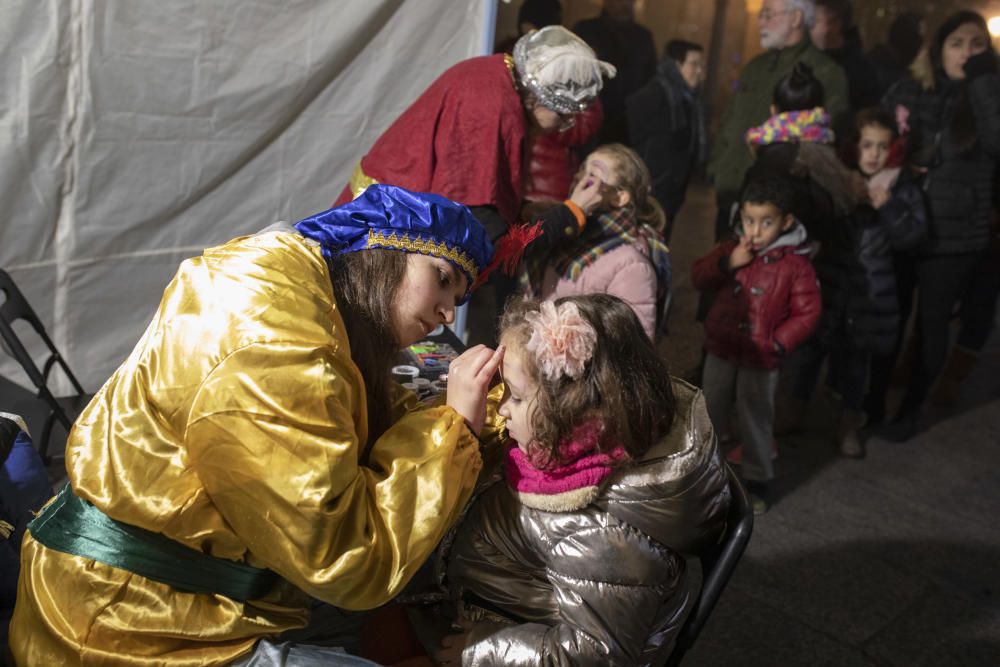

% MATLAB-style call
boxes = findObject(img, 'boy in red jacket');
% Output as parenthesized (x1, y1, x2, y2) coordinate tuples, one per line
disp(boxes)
(692, 176, 821, 513)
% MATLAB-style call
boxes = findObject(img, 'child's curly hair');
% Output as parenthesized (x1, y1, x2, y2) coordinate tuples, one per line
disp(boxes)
(499, 294, 675, 464)
(591, 143, 666, 233)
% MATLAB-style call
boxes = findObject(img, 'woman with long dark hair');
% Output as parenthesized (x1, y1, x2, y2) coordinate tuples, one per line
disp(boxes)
(877, 10, 1000, 441)
(10, 185, 507, 664)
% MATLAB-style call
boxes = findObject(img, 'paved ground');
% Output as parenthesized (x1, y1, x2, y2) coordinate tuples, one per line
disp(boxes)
(666, 183, 1000, 666)
(4, 182, 999, 665)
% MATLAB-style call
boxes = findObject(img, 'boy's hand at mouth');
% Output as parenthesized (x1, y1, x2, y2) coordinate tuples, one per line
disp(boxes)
(729, 235, 755, 270)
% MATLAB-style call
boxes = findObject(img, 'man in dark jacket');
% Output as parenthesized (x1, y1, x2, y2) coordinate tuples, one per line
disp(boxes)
(708, 0, 848, 241)
(627, 40, 707, 242)
(573, 0, 657, 147)
(867, 12, 925, 102)
(810, 0, 879, 111)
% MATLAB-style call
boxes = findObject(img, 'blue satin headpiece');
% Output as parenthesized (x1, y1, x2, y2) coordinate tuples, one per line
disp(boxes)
(294, 185, 493, 303)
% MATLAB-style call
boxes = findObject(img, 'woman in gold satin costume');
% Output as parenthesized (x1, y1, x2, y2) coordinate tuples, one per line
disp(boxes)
(9, 185, 506, 666)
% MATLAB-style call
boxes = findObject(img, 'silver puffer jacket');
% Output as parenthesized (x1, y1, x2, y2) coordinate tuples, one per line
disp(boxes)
(446, 379, 730, 666)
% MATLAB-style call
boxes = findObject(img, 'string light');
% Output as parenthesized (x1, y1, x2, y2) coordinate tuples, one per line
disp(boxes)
(989, 16, 1000, 38)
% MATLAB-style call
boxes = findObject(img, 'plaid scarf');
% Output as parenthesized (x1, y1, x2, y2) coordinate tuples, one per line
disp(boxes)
(552, 207, 671, 288)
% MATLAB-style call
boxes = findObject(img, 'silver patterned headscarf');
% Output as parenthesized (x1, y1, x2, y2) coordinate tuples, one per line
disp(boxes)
(513, 26, 616, 114)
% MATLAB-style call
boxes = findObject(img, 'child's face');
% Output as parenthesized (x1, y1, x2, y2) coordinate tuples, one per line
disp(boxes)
(857, 125, 893, 177)
(577, 151, 626, 209)
(740, 201, 794, 251)
(497, 343, 539, 450)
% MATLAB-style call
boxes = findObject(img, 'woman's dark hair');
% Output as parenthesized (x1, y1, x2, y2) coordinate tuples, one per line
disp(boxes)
(665, 39, 703, 64)
(327, 248, 408, 456)
(772, 62, 825, 112)
(928, 10, 990, 76)
(929, 10, 995, 154)
(499, 294, 676, 465)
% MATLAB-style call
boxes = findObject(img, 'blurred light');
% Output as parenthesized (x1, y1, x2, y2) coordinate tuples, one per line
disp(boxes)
(989, 16, 1000, 37)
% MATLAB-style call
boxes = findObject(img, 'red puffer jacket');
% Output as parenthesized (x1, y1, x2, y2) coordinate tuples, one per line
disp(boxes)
(523, 101, 604, 202)
(692, 229, 821, 369)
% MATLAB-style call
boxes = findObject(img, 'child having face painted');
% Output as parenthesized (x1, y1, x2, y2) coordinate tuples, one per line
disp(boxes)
(522, 144, 671, 339)
(438, 294, 729, 666)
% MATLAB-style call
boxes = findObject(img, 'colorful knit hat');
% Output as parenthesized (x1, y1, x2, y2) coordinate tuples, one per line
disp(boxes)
(294, 185, 493, 304)
(744, 107, 835, 147)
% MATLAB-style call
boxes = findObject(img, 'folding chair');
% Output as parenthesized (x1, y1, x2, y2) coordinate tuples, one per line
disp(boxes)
(665, 464, 754, 666)
(0, 269, 91, 463)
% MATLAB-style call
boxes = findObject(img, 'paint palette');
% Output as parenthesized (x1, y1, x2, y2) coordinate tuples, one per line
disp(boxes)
(404, 340, 460, 380)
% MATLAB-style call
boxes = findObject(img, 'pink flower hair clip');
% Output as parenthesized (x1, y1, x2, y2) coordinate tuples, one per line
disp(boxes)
(525, 301, 597, 381)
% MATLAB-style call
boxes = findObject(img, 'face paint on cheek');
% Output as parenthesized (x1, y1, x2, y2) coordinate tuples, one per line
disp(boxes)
(590, 159, 610, 181)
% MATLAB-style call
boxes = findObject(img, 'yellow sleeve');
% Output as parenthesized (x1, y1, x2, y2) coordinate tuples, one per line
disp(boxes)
(389, 379, 422, 421)
(185, 341, 482, 610)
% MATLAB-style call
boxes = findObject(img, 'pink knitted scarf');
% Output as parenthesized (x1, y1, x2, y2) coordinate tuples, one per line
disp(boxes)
(506, 420, 628, 512)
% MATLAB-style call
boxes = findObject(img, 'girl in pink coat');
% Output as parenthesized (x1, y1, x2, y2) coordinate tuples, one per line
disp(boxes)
(525, 143, 671, 340)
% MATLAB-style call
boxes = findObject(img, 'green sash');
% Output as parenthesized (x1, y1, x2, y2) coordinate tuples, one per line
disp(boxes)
(28, 484, 278, 602)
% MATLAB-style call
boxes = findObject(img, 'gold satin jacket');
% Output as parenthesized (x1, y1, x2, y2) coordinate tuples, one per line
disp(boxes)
(9, 230, 483, 666)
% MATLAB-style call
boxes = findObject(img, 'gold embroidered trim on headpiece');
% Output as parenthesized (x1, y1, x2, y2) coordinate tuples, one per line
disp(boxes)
(367, 229, 479, 282)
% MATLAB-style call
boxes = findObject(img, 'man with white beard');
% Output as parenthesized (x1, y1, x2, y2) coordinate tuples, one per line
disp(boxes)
(707, 0, 848, 240)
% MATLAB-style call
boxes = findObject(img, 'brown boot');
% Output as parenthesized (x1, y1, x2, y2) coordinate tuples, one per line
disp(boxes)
(837, 409, 867, 459)
(931, 345, 979, 407)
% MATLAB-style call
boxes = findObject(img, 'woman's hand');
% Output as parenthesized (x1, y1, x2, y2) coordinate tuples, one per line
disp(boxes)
(446, 345, 505, 435)
(568, 174, 605, 215)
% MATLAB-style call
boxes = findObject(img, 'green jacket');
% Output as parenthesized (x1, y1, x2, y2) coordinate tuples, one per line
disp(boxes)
(708, 37, 849, 201)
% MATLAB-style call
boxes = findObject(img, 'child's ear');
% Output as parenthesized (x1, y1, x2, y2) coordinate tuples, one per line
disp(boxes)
(614, 189, 632, 208)
(781, 213, 795, 231)
(769, 104, 778, 116)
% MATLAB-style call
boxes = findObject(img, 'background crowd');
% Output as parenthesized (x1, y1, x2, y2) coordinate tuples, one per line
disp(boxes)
(486, 0, 999, 516)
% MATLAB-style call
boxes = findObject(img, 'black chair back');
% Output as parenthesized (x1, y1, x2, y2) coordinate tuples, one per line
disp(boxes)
(0, 269, 89, 462)
(666, 464, 754, 666)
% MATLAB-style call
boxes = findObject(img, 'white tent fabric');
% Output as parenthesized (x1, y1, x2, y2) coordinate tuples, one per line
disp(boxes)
(0, 1, 495, 393)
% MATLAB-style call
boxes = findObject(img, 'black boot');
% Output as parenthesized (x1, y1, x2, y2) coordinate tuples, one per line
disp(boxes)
(879, 411, 920, 442)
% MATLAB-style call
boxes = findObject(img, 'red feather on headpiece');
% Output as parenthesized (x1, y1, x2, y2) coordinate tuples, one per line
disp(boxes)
(474, 222, 544, 289)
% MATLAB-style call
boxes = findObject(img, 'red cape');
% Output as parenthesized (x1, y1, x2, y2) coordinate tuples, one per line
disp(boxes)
(335, 55, 527, 224)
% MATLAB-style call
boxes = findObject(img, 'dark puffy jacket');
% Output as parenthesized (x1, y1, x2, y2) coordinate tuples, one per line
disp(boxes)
(693, 226, 822, 369)
(626, 58, 706, 222)
(884, 71, 1000, 255)
(813, 169, 928, 354)
(524, 101, 604, 203)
